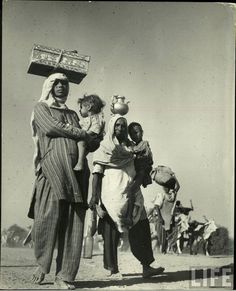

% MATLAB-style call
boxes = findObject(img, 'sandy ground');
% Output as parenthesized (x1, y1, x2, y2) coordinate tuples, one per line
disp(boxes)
(0, 247, 234, 290)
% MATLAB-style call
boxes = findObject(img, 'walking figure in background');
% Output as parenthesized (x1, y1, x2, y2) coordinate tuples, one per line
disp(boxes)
(167, 200, 193, 253)
(151, 176, 180, 254)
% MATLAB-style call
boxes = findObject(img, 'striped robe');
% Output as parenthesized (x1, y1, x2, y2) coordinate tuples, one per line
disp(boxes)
(29, 102, 90, 281)
(33, 102, 88, 202)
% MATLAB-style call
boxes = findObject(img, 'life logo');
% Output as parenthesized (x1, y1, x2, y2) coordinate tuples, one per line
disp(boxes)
(189, 265, 233, 288)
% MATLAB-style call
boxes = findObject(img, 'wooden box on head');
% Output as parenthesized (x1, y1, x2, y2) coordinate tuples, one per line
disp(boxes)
(27, 44, 91, 84)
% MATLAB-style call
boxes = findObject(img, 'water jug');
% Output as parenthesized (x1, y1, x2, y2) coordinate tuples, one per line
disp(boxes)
(111, 95, 129, 116)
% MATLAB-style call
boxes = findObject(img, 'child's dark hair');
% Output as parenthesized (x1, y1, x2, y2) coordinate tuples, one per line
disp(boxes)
(128, 122, 143, 135)
(78, 94, 105, 114)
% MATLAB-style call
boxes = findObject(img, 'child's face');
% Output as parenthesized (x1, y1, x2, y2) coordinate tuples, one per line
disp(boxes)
(79, 102, 90, 117)
(129, 125, 143, 143)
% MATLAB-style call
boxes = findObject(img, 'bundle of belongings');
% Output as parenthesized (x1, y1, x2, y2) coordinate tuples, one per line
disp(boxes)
(151, 165, 176, 188)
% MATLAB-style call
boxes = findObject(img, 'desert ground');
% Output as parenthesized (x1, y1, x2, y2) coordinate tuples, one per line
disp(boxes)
(0, 246, 234, 290)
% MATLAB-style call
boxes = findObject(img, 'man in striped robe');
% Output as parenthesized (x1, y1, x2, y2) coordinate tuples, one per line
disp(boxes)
(28, 73, 92, 289)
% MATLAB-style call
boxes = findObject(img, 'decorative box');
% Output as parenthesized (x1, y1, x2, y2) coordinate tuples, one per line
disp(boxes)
(27, 44, 91, 84)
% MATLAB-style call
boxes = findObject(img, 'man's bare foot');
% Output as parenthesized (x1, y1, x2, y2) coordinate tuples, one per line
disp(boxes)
(107, 271, 123, 280)
(31, 266, 45, 284)
(54, 277, 75, 290)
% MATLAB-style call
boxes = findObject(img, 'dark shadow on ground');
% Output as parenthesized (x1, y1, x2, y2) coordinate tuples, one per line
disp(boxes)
(84, 253, 103, 257)
(73, 264, 233, 289)
(210, 256, 234, 259)
(39, 282, 54, 286)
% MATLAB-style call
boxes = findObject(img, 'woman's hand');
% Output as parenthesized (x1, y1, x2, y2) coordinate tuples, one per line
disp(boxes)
(89, 195, 98, 210)
(89, 172, 103, 210)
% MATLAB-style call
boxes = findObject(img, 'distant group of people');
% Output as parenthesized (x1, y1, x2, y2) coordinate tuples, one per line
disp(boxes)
(146, 176, 182, 253)
(147, 189, 217, 256)
(28, 73, 166, 289)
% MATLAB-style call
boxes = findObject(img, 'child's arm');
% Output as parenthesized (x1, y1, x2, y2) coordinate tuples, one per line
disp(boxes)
(144, 141, 154, 165)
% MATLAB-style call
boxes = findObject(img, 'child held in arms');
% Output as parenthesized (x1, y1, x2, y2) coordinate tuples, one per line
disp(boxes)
(124, 122, 154, 226)
(74, 94, 106, 171)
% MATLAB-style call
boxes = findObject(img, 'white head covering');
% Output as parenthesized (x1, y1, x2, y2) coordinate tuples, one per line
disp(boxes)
(93, 114, 134, 168)
(30, 73, 69, 175)
(39, 72, 68, 104)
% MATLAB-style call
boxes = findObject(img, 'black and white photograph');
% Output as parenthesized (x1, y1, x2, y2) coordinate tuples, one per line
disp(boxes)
(1, 1, 235, 290)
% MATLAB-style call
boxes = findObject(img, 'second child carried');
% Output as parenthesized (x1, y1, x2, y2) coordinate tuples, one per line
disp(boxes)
(124, 122, 154, 226)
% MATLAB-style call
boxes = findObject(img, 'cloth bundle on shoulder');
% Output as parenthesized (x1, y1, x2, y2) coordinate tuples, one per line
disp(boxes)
(151, 165, 175, 187)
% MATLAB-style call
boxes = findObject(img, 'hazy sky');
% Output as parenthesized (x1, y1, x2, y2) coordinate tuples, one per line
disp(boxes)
(2, 2, 235, 237)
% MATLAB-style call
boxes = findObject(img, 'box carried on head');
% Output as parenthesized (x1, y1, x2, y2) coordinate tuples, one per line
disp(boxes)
(27, 44, 91, 84)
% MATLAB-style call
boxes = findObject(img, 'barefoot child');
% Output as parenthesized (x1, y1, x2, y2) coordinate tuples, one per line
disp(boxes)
(125, 122, 154, 226)
(74, 94, 106, 171)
